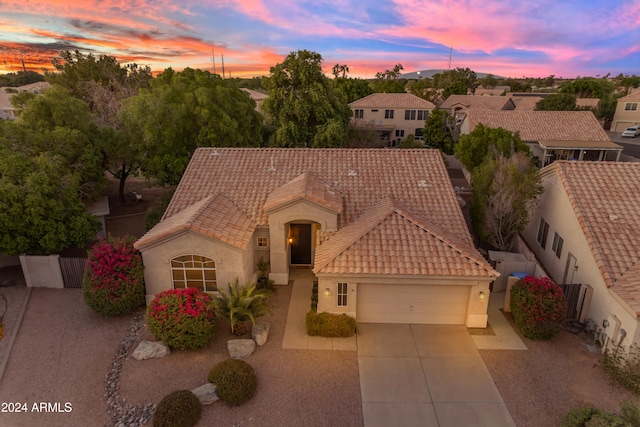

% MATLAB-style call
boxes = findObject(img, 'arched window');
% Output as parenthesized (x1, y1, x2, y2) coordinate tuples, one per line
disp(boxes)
(170, 255, 217, 291)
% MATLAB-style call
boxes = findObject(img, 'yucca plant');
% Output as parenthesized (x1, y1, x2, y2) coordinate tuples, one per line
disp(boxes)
(212, 279, 272, 335)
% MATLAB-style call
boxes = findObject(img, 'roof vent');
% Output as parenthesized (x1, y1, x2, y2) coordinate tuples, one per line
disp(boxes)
(347, 170, 357, 177)
(418, 180, 429, 187)
(268, 157, 276, 172)
(212, 149, 220, 156)
(609, 214, 619, 221)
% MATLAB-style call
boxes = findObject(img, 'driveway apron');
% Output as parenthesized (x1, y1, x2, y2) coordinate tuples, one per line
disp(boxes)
(357, 323, 516, 427)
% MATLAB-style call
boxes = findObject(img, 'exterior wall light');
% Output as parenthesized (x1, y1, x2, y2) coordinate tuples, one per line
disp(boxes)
(479, 291, 485, 300)
(324, 288, 331, 297)
(603, 319, 609, 328)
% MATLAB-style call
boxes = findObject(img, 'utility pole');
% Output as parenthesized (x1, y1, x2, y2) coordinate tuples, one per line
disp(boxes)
(448, 45, 452, 71)
(221, 54, 225, 79)
(212, 48, 217, 76)
(19, 51, 26, 73)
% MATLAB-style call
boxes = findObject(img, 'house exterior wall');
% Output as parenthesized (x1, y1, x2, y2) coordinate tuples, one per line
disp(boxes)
(139, 231, 251, 304)
(351, 106, 432, 143)
(316, 273, 491, 327)
(611, 99, 640, 132)
(523, 172, 639, 347)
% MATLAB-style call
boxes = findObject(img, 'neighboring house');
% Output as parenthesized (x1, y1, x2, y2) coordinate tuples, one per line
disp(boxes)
(509, 93, 600, 111)
(0, 81, 51, 120)
(522, 161, 640, 349)
(349, 93, 435, 146)
(240, 88, 268, 114)
(134, 148, 498, 327)
(461, 110, 622, 166)
(511, 96, 544, 111)
(437, 94, 516, 123)
(473, 86, 510, 96)
(611, 91, 640, 132)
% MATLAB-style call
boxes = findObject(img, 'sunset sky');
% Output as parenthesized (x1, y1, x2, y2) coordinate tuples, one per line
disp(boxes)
(1, 0, 639, 79)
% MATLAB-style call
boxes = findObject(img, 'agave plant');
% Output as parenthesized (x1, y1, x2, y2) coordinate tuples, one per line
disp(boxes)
(212, 278, 272, 335)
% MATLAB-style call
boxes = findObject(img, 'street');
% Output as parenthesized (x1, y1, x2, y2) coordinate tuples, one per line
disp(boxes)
(608, 131, 640, 159)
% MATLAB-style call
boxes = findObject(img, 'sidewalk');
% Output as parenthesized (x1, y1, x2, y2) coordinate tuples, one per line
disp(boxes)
(472, 291, 528, 350)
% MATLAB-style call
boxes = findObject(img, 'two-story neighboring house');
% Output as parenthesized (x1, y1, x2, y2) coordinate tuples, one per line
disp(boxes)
(611, 90, 640, 133)
(437, 94, 516, 124)
(349, 93, 435, 146)
(461, 110, 622, 167)
(523, 161, 640, 349)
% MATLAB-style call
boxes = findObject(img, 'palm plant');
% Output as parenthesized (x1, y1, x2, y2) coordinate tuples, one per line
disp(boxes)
(212, 279, 272, 335)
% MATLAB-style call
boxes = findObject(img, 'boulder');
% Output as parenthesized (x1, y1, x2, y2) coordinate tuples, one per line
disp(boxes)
(131, 340, 170, 360)
(227, 339, 256, 359)
(252, 321, 270, 346)
(191, 383, 219, 405)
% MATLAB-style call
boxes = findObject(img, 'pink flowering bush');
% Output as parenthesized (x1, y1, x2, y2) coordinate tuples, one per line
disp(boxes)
(82, 236, 145, 316)
(510, 276, 567, 339)
(146, 288, 216, 350)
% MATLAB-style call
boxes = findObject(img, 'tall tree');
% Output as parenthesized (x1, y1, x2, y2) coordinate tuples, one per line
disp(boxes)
(121, 68, 263, 185)
(371, 64, 406, 93)
(535, 93, 578, 111)
(433, 67, 478, 93)
(332, 77, 373, 104)
(560, 77, 612, 99)
(262, 50, 351, 148)
(423, 109, 455, 154)
(332, 64, 350, 78)
(455, 124, 530, 172)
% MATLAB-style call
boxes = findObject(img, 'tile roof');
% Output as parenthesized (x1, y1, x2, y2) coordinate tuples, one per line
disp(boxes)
(618, 91, 640, 102)
(135, 193, 256, 250)
(465, 110, 610, 141)
(438, 95, 514, 111)
(313, 196, 498, 277)
(576, 98, 600, 108)
(512, 96, 543, 110)
(544, 161, 640, 314)
(264, 171, 343, 214)
(349, 93, 435, 109)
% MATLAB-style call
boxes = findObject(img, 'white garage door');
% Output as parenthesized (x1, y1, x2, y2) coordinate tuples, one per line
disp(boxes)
(357, 283, 469, 324)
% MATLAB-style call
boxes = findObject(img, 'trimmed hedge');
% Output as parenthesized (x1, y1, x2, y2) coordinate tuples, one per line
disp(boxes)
(208, 359, 257, 406)
(153, 390, 202, 427)
(82, 236, 145, 316)
(306, 310, 356, 337)
(510, 276, 566, 339)
(146, 288, 216, 350)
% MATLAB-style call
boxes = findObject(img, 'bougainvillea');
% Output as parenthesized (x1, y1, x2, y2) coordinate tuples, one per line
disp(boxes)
(510, 276, 567, 339)
(146, 288, 216, 350)
(82, 236, 145, 316)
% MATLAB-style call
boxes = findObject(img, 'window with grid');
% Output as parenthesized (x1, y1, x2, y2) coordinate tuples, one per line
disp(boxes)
(385, 109, 394, 119)
(257, 237, 269, 248)
(552, 233, 564, 258)
(536, 218, 549, 249)
(625, 103, 638, 111)
(354, 109, 364, 119)
(417, 110, 428, 120)
(337, 282, 348, 307)
(395, 129, 404, 137)
(404, 110, 416, 120)
(170, 255, 217, 291)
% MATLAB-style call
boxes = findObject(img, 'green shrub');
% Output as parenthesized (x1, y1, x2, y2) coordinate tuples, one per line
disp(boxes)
(562, 407, 608, 427)
(306, 310, 356, 337)
(145, 189, 175, 231)
(146, 288, 216, 350)
(311, 281, 318, 310)
(510, 276, 566, 339)
(562, 401, 640, 427)
(603, 344, 640, 394)
(208, 359, 257, 406)
(585, 413, 628, 427)
(153, 390, 202, 427)
(211, 279, 271, 335)
(82, 236, 145, 316)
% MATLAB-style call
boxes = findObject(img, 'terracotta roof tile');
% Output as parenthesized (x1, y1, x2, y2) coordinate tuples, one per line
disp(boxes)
(466, 110, 609, 141)
(618, 91, 640, 102)
(512, 97, 543, 110)
(438, 95, 514, 111)
(349, 93, 435, 109)
(545, 161, 640, 314)
(264, 171, 343, 214)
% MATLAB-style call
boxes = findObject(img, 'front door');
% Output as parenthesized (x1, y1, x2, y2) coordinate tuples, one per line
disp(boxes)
(563, 253, 578, 283)
(290, 224, 312, 265)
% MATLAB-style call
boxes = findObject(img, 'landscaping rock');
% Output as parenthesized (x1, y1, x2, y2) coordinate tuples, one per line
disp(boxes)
(227, 339, 256, 359)
(191, 383, 219, 405)
(132, 340, 170, 360)
(252, 321, 270, 346)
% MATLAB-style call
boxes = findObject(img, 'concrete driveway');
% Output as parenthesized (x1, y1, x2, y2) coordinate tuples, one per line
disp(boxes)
(357, 323, 516, 427)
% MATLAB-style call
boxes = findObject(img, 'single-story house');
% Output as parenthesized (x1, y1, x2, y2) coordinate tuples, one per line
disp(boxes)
(349, 93, 436, 145)
(134, 148, 498, 327)
(611, 90, 640, 133)
(438, 94, 516, 114)
(461, 110, 622, 167)
(0, 82, 51, 120)
(522, 161, 640, 349)
(240, 88, 268, 114)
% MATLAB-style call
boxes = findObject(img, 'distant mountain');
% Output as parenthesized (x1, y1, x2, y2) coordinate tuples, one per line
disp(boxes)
(399, 69, 506, 80)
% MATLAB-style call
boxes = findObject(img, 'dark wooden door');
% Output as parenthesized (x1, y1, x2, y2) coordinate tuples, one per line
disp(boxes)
(290, 224, 312, 265)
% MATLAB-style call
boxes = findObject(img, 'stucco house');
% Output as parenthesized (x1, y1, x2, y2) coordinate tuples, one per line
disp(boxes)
(349, 93, 435, 146)
(461, 110, 622, 167)
(134, 148, 498, 327)
(611, 90, 640, 133)
(522, 161, 640, 349)
(0, 82, 51, 120)
(437, 94, 516, 118)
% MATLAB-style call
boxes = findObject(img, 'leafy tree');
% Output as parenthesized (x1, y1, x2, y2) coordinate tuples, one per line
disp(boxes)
(0, 71, 45, 87)
(371, 64, 406, 93)
(471, 152, 542, 250)
(121, 67, 263, 184)
(560, 77, 612, 99)
(332, 64, 349, 78)
(332, 77, 373, 104)
(479, 74, 498, 89)
(262, 50, 351, 148)
(443, 81, 467, 99)
(454, 123, 530, 171)
(397, 134, 423, 148)
(423, 109, 455, 154)
(535, 93, 578, 111)
(432, 67, 478, 93)
(504, 78, 532, 92)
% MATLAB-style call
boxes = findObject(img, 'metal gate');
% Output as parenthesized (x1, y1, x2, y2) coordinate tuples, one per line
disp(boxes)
(559, 283, 582, 320)
(59, 257, 88, 288)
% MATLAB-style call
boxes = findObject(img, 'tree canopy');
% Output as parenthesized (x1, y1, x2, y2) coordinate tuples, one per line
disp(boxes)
(262, 50, 351, 148)
(332, 76, 373, 104)
(535, 93, 578, 111)
(454, 123, 530, 171)
(432, 68, 478, 94)
(423, 109, 455, 154)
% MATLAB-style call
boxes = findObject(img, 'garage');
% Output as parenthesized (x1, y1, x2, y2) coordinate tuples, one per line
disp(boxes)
(357, 283, 470, 324)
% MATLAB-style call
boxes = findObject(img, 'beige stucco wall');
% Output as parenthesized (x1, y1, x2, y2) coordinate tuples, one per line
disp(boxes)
(611, 100, 640, 132)
(316, 273, 491, 327)
(523, 172, 639, 347)
(351, 107, 432, 142)
(139, 231, 252, 304)
(267, 200, 338, 285)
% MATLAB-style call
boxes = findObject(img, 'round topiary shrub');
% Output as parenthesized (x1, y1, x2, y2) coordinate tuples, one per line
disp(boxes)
(153, 390, 202, 427)
(82, 236, 145, 316)
(146, 288, 216, 350)
(510, 276, 567, 339)
(208, 359, 257, 406)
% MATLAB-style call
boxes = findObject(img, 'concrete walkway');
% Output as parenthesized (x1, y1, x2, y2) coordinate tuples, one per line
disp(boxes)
(472, 291, 528, 350)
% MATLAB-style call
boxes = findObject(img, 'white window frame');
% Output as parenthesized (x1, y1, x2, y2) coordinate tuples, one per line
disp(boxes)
(552, 232, 564, 258)
(354, 109, 364, 119)
(337, 282, 348, 307)
(170, 255, 217, 291)
(417, 110, 428, 120)
(385, 109, 394, 119)
(257, 236, 269, 248)
(625, 103, 638, 111)
(404, 110, 416, 120)
(395, 129, 405, 137)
